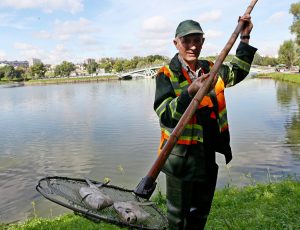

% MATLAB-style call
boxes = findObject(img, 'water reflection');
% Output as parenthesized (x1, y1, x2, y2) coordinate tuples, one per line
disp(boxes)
(276, 82, 300, 153)
(216, 78, 300, 187)
(0, 78, 299, 223)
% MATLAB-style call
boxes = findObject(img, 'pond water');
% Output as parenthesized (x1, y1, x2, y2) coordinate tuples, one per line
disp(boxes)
(0, 77, 299, 223)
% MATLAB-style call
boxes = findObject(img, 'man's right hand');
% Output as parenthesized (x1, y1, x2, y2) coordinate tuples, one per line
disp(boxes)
(187, 73, 217, 97)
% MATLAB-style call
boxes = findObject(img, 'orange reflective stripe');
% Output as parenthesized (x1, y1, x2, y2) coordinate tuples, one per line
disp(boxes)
(158, 66, 172, 78)
(198, 95, 214, 109)
(181, 67, 192, 84)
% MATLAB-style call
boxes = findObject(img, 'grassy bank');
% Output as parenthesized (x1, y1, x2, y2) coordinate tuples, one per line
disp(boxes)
(24, 75, 119, 85)
(2, 180, 300, 230)
(256, 72, 300, 84)
(0, 75, 119, 86)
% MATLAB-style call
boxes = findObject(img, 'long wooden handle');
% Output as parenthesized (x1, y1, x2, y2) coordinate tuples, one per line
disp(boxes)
(134, 0, 258, 199)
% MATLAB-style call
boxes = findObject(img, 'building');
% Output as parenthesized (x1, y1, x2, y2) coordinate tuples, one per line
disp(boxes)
(29, 58, 42, 66)
(84, 58, 95, 65)
(0, 60, 29, 68)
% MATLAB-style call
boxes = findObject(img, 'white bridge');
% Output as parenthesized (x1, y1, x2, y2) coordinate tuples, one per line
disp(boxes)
(118, 65, 162, 80)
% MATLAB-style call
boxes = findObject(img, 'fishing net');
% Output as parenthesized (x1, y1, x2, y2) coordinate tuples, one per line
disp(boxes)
(36, 176, 167, 230)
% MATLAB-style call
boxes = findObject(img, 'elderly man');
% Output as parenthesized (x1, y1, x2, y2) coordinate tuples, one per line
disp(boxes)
(154, 15, 257, 229)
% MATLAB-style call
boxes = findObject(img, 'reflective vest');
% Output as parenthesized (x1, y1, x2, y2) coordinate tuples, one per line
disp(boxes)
(157, 64, 229, 147)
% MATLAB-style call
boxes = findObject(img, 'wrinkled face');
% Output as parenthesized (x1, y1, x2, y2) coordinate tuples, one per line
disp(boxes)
(174, 33, 205, 66)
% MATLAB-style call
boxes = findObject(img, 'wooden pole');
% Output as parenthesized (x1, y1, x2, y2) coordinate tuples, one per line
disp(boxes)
(134, 0, 259, 199)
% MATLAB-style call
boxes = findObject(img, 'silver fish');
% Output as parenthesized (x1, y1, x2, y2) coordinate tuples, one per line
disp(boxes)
(113, 201, 151, 224)
(79, 178, 113, 210)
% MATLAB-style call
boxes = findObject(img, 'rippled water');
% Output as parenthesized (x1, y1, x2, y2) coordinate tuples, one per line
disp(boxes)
(0, 78, 299, 223)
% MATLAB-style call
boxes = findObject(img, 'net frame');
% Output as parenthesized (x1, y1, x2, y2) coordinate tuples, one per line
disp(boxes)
(36, 176, 167, 230)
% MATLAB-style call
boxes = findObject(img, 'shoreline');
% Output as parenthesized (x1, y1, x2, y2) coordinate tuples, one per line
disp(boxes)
(254, 71, 300, 84)
(0, 75, 120, 87)
(2, 71, 300, 86)
(2, 179, 300, 229)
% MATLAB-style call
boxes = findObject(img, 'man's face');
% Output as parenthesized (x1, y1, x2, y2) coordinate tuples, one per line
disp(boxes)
(174, 33, 205, 65)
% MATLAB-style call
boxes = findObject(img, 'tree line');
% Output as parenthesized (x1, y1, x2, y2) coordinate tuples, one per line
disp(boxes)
(0, 55, 169, 81)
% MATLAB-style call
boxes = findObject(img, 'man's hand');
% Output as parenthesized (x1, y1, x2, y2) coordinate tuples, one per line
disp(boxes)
(239, 14, 253, 35)
(239, 14, 253, 43)
(187, 73, 216, 97)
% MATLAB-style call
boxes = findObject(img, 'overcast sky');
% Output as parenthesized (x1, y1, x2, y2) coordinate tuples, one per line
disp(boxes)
(0, 0, 297, 64)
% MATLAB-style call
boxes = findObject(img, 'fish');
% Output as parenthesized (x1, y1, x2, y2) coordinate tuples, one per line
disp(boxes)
(113, 201, 151, 224)
(79, 178, 113, 210)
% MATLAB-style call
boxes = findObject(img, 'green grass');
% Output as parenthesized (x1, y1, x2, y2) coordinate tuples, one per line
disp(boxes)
(2, 180, 300, 230)
(206, 180, 300, 229)
(25, 75, 119, 85)
(256, 72, 300, 84)
(0, 76, 119, 86)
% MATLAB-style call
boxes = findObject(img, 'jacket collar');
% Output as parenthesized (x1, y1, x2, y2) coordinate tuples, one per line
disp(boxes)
(169, 53, 204, 81)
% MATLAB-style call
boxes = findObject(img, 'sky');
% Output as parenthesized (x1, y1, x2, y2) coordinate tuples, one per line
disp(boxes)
(0, 0, 298, 65)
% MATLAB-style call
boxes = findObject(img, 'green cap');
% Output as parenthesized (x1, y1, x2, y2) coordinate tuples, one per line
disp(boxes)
(175, 20, 204, 38)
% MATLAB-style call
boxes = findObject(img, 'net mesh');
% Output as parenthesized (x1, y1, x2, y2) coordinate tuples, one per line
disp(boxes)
(36, 176, 167, 230)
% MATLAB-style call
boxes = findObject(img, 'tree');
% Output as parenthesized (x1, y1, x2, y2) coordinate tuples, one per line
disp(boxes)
(3, 65, 16, 80)
(0, 67, 5, 80)
(85, 60, 98, 74)
(54, 61, 75, 77)
(278, 40, 297, 68)
(29, 63, 47, 79)
(290, 2, 300, 45)
(113, 59, 124, 72)
(253, 53, 263, 65)
(15, 67, 26, 80)
(99, 61, 113, 73)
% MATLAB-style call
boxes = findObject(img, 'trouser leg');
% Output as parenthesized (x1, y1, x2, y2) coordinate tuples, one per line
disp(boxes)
(186, 164, 218, 230)
(166, 175, 191, 230)
(166, 164, 218, 230)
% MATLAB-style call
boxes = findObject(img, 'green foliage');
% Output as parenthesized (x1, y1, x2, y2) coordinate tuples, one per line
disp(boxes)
(0, 65, 27, 81)
(0, 65, 16, 80)
(290, 2, 300, 45)
(4, 180, 300, 230)
(278, 40, 298, 68)
(99, 59, 113, 73)
(99, 55, 169, 73)
(29, 63, 46, 79)
(54, 61, 75, 77)
(85, 60, 99, 74)
(0, 67, 5, 80)
(253, 52, 279, 66)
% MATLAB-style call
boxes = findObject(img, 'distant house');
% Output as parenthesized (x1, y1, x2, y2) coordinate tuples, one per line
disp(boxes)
(0, 60, 29, 68)
(29, 58, 42, 66)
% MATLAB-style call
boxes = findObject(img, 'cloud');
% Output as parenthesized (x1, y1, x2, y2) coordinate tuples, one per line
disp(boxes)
(136, 16, 173, 56)
(46, 44, 75, 64)
(267, 12, 289, 24)
(14, 42, 46, 61)
(0, 13, 32, 29)
(204, 29, 223, 39)
(198, 10, 222, 23)
(34, 18, 99, 42)
(0, 0, 83, 14)
(201, 42, 220, 57)
(13, 42, 76, 64)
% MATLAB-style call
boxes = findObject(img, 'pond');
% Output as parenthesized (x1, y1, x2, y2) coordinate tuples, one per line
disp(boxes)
(0, 77, 299, 223)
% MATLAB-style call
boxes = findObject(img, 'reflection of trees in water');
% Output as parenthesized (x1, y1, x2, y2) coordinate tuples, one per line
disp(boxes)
(276, 81, 300, 155)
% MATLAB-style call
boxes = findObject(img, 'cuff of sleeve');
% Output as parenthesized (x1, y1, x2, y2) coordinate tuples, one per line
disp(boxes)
(236, 41, 258, 63)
